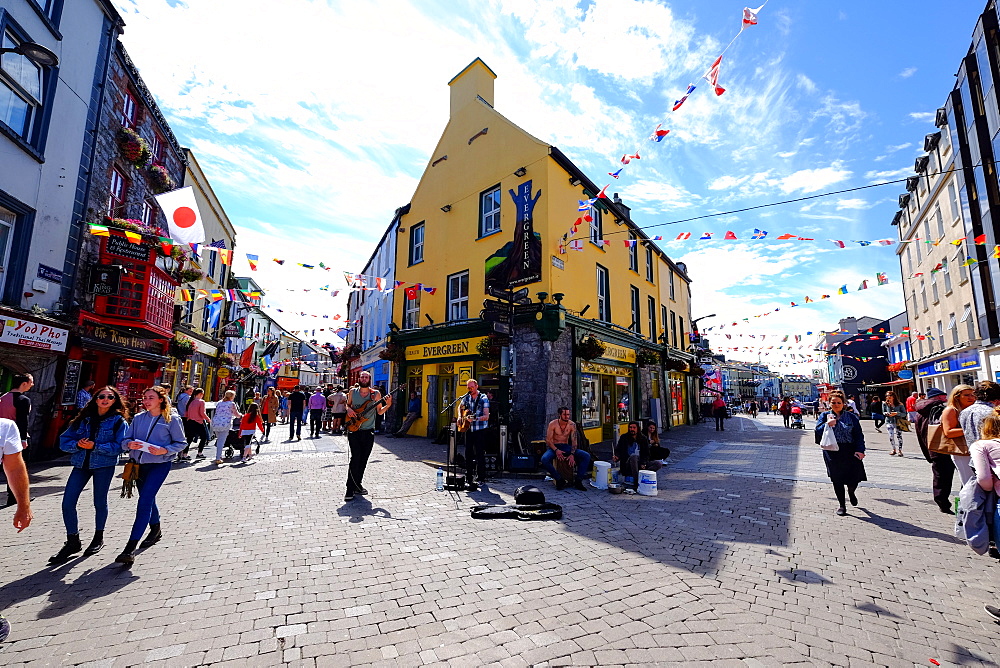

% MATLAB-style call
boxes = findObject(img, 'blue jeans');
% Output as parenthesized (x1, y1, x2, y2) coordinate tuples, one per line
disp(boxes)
(540, 444, 591, 482)
(129, 462, 171, 541)
(62, 465, 116, 534)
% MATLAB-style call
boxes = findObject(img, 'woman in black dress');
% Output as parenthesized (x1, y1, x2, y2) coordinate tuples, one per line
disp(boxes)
(815, 390, 867, 516)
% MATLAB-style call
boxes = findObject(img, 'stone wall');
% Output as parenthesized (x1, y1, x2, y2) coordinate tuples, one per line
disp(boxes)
(511, 322, 572, 441)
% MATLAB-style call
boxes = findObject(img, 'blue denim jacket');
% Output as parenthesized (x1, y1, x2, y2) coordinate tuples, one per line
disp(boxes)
(59, 414, 128, 469)
(121, 410, 188, 464)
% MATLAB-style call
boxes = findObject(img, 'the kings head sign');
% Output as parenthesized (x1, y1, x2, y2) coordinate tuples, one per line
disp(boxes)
(485, 180, 542, 292)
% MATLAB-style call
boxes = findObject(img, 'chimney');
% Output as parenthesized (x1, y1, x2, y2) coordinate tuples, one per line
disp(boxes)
(448, 58, 497, 118)
(612, 193, 631, 219)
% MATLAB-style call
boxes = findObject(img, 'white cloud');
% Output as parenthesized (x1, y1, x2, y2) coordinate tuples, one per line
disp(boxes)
(706, 175, 750, 191)
(899, 67, 917, 79)
(909, 112, 936, 122)
(796, 74, 818, 94)
(776, 150, 797, 158)
(835, 198, 873, 210)
(779, 163, 853, 193)
(865, 166, 911, 184)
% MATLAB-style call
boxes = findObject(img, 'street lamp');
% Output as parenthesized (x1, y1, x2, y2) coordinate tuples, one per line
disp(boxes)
(0, 41, 59, 67)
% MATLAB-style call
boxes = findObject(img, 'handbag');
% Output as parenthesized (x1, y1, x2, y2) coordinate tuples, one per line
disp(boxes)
(895, 417, 911, 432)
(120, 461, 140, 498)
(927, 423, 970, 456)
(819, 424, 839, 451)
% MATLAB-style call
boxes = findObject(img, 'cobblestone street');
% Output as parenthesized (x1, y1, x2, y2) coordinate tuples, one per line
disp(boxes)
(2, 415, 1000, 666)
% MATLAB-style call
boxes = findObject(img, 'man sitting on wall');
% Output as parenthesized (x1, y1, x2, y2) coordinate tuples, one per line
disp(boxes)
(540, 407, 589, 491)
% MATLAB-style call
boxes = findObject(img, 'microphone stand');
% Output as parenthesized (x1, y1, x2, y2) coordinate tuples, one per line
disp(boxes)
(440, 393, 470, 490)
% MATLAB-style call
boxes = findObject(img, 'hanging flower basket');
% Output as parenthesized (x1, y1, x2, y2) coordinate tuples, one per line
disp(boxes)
(664, 358, 687, 372)
(219, 352, 237, 367)
(379, 342, 406, 364)
(577, 335, 606, 361)
(636, 349, 661, 368)
(476, 336, 502, 359)
(178, 268, 203, 283)
(341, 343, 362, 359)
(116, 127, 151, 168)
(169, 334, 195, 358)
(146, 164, 175, 194)
(688, 365, 706, 376)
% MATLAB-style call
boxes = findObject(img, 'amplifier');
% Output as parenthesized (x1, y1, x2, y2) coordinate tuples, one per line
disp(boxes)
(444, 475, 466, 491)
(508, 454, 536, 473)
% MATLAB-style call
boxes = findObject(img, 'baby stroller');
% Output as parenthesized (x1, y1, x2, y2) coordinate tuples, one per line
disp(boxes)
(790, 407, 805, 429)
(223, 416, 242, 460)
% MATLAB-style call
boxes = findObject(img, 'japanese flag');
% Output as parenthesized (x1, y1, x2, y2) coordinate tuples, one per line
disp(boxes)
(154, 186, 205, 245)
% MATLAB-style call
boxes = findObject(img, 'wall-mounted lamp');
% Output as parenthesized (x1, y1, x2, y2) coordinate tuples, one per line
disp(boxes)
(514, 167, 527, 177)
(536, 291, 549, 303)
(0, 41, 59, 67)
(551, 293, 564, 304)
(580, 304, 590, 316)
(569, 177, 582, 187)
(441, 205, 452, 213)
(388, 322, 400, 332)
(397, 227, 406, 233)
(425, 314, 435, 325)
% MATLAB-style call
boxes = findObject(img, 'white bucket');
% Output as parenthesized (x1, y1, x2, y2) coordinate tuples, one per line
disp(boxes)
(637, 469, 658, 496)
(593, 461, 611, 489)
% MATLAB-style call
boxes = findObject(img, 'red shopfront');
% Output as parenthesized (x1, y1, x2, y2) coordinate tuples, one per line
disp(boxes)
(70, 234, 177, 409)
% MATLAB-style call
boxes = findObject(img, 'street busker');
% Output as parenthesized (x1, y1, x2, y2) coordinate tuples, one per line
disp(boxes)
(815, 390, 866, 516)
(116, 386, 187, 567)
(613, 421, 650, 490)
(240, 403, 265, 463)
(50, 386, 130, 563)
(915, 388, 955, 514)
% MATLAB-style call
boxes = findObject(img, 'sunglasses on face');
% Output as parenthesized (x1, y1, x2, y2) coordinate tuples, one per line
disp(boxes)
(95, 394, 115, 400)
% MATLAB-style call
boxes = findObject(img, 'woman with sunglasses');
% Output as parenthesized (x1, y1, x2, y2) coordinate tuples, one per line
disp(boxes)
(49, 386, 130, 563)
(115, 386, 187, 567)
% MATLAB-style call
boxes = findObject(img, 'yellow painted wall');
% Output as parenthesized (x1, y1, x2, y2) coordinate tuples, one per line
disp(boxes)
(394, 58, 692, 353)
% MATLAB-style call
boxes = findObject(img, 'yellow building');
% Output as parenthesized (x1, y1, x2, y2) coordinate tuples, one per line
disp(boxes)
(370, 58, 695, 444)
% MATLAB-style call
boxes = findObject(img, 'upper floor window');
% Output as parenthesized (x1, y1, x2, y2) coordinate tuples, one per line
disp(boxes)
(141, 201, 154, 228)
(404, 291, 420, 330)
(956, 249, 969, 283)
(934, 204, 944, 239)
(942, 259, 952, 293)
(670, 310, 677, 348)
(120, 90, 137, 128)
(660, 304, 668, 343)
(668, 270, 676, 300)
(678, 317, 685, 347)
(597, 264, 610, 322)
(207, 243, 218, 282)
(647, 296, 656, 343)
(107, 168, 127, 217)
(589, 206, 602, 245)
(0, 206, 15, 293)
(480, 185, 501, 237)
(948, 182, 961, 222)
(409, 222, 424, 265)
(447, 270, 468, 322)
(645, 245, 654, 283)
(630, 286, 640, 335)
(628, 233, 638, 272)
(0, 29, 47, 147)
(962, 303, 975, 341)
(150, 132, 164, 164)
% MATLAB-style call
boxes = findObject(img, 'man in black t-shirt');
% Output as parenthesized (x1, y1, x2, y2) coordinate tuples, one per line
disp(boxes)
(288, 386, 307, 440)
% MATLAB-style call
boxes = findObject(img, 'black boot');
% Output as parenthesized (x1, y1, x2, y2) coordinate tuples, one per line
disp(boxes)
(83, 530, 104, 556)
(48, 534, 83, 564)
(115, 539, 139, 566)
(139, 523, 161, 549)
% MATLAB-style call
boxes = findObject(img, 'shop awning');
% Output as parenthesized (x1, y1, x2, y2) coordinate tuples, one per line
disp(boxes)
(867, 379, 915, 388)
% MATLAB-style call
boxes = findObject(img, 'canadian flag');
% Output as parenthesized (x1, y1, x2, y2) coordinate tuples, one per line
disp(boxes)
(154, 186, 205, 245)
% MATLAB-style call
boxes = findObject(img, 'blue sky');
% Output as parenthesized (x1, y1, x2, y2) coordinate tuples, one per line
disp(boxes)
(113, 0, 988, 370)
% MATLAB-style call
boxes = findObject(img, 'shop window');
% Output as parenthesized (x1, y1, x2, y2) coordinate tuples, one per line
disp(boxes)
(409, 222, 424, 265)
(629, 286, 640, 334)
(580, 373, 599, 429)
(403, 291, 420, 329)
(107, 168, 127, 218)
(589, 206, 602, 245)
(596, 264, 610, 322)
(447, 270, 468, 321)
(628, 232, 638, 272)
(120, 89, 136, 128)
(647, 296, 656, 343)
(645, 245, 654, 283)
(480, 185, 501, 237)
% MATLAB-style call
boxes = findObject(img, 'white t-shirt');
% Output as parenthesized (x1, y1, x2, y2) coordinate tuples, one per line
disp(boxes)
(0, 418, 23, 456)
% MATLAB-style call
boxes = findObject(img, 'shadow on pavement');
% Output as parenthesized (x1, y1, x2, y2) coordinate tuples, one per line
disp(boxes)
(0, 561, 137, 619)
(336, 497, 403, 524)
(857, 508, 962, 544)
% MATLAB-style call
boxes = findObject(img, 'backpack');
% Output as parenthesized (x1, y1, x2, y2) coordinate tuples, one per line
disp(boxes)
(926, 401, 946, 427)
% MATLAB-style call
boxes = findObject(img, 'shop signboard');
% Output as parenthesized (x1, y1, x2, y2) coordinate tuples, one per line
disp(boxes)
(60, 359, 83, 405)
(217, 368, 231, 379)
(105, 235, 152, 262)
(598, 341, 636, 365)
(79, 322, 164, 356)
(917, 351, 981, 377)
(0, 316, 68, 352)
(88, 265, 121, 296)
(276, 376, 298, 390)
(405, 336, 485, 362)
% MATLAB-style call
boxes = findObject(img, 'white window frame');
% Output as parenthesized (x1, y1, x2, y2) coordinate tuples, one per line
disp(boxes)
(931, 273, 939, 304)
(948, 312, 958, 346)
(942, 258, 952, 293)
(597, 264, 610, 322)
(480, 186, 501, 237)
(645, 245, 654, 283)
(410, 222, 424, 265)
(120, 89, 136, 128)
(141, 201, 154, 228)
(589, 206, 603, 245)
(961, 304, 975, 341)
(0, 206, 15, 286)
(949, 182, 961, 221)
(920, 281, 928, 311)
(935, 204, 944, 239)
(628, 233, 638, 272)
(447, 270, 469, 322)
(404, 292, 420, 330)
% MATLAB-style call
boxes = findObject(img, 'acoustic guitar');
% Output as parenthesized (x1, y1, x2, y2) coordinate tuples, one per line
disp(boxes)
(344, 386, 403, 433)
(456, 406, 473, 433)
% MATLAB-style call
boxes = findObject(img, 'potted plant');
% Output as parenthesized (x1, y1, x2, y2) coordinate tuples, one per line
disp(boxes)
(379, 342, 406, 364)
(169, 333, 195, 358)
(636, 349, 660, 368)
(116, 127, 151, 168)
(146, 164, 175, 194)
(577, 335, 606, 361)
(177, 268, 203, 284)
